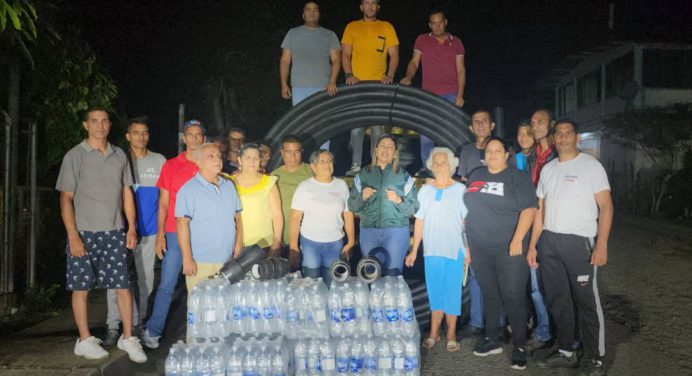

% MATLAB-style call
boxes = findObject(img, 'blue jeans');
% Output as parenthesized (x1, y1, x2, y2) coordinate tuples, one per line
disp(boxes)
(293, 86, 330, 150)
(531, 267, 551, 341)
(420, 93, 456, 167)
(300, 236, 343, 287)
(144, 232, 182, 337)
(359, 226, 410, 276)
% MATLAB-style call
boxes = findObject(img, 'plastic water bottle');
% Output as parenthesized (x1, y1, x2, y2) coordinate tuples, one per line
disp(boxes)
(403, 338, 419, 376)
(370, 285, 385, 337)
(164, 341, 185, 376)
(214, 284, 229, 338)
(257, 343, 273, 376)
(349, 338, 365, 375)
(362, 338, 378, 376)
(271, 343, 287, 376)
(274, 280, 286, 333)
(391, 337, 405, 376)
(341, 283, 357, 336)
(383, 283, 400, 335)
(187, 285, 203, 340)
(328, 282, 343, 337)
(259, 281, 275, 334)
(226, 345, 245, 376)
(180, 346, 198, 376)
(335, 339, 351, 375)
(395, 283, 415, 337)
(353, 281, 371, 336)
(283, 286, 300, 338)
(319, 338, 336, 376)
(294, 339, 308, 376)
(201, 285, 218, 340)
(310, 284, 329, 337)
(243, 341, 260, 376)
(246, 282, 262, 334)
(376, 339, 392, 376)
(197, 344, 213, 376)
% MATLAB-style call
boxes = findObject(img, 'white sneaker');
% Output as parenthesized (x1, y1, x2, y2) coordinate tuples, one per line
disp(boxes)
(345, 164, 361, 177)
(74, 336, 109, 360)
(142, 328, 160, 349)
(117, 335, 148, 363)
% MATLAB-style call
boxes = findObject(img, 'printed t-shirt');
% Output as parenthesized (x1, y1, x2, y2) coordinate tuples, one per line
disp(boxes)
(131, 151, 166, 236)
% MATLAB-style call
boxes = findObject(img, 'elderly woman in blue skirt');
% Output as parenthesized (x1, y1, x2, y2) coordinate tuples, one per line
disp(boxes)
(405, 147, 469, 352)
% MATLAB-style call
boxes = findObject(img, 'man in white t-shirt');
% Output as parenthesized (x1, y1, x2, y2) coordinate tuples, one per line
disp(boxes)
(527, 120, 613, 376)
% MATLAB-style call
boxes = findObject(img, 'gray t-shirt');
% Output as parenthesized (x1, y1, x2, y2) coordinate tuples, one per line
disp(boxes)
(281, 25, 341, 87)
(56, 140, 133, 232)
(131, 151, 166, 187)
(457, 143, 486, 179)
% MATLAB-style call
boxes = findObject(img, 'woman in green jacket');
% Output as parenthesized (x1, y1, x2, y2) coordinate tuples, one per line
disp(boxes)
(348, 134, 419, 276)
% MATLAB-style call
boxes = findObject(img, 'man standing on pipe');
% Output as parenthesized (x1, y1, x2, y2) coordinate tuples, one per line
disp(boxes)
(280, 2, 341, 107)
(141, 120, 204, 349)
(400, 9, 466, 177)
(342, 0, 399, 176)
(103, 117, 166, 346)
(56, 107, 147, 363)
(175, 143, 243, 290)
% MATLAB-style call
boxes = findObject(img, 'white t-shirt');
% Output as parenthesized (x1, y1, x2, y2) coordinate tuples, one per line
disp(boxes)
(537, 153, 610, 237)
(291, 177, 350, 242)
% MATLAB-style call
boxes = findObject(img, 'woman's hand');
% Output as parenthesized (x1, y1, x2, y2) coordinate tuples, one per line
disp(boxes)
(288, 248, 300, 269)
(341, 242, 354, 261)
(404, 251, 417, 267)
(509, 238, 523, 256)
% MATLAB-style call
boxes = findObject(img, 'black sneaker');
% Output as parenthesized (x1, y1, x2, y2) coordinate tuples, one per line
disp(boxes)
(525, 336, 551, 353)
(511, 347, 528, 370)
(497, 326, 511, 344)
(101, 329, 119, 347)
(581, 359, 607, 376)
(538, 351, 579, 369)
(473, 337, 503, 357)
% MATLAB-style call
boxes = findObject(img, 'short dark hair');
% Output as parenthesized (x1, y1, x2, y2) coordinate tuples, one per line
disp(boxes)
(256, 139, 271, 149)
(485, 136, 511, 153)
(281, 135, 302, 148)
(127, 116, 149, 131)
(533, 108, 555, 122)
(472, 109, 494, 123)
(238, 142, 261, 158)
(83, 106, 110, 122)
(554, 119, 579, 133)
(429, 9, 446, 19)
(228, 127, 246, 137)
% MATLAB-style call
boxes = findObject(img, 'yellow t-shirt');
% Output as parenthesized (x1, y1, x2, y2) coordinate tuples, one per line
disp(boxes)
(232, 174, 277, 249)
(341, 20, 399, 80)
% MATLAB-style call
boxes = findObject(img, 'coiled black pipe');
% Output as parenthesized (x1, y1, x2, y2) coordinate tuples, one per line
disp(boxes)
(251, 257, 291, 281)
(356, 255, 381, 284)
(266, 83, 472, 170)
(329, 258, 351, 283)
(218, 245, 266, 284)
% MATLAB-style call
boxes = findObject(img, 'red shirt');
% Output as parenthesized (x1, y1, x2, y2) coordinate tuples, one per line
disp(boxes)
(413, 33, 465, 95)
(532, 143, 556, 186)
(156, 152, 199, 232)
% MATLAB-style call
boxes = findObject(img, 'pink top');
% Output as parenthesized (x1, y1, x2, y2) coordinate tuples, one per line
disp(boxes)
(413, 33, 465, 95)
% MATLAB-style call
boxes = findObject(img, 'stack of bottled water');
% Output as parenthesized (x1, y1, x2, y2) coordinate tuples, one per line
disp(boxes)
(328, 279, 372, 337)
(187, 278, 233, 343)
(230, 279, 286, 336)
(282, 277, 330, 339)
(369, 276, 418, 338)
(165, 337, 290, 376)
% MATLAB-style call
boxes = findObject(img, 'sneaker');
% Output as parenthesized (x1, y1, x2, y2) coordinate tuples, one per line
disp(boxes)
(538, 351, 579, 369)
(117, 335, 148, 363)
(581, 359, 607, 376)
(511, 347, 528, 370)
(473, 337, 504, 357)
(525, 336, 549, 353)
(74, 336, 109, 360)
(101, 329, 119, 347)
(345, 164, 361, 177)
(142, 328, 160, 349)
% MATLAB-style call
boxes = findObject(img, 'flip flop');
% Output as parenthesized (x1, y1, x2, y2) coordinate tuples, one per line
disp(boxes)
(446, 340, 461, 352)
(422, 337, 440, 350)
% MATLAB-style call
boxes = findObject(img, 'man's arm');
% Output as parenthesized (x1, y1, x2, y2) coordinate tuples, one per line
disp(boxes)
(60, 191, 85, 257)
(527, 198, 544, 268)
(326, 49, 341, 96)
(382, 45, 399, 84)
(155, 188, 169, 259)
(591, 190, 613, 266)
(288, 209, 303, 268)
(280, 48, 292, 99)
(176, 217, 196, 276)
(233, 212, 243, 258)
(400, 50, 421, 85)
(342, 44, 358, 85)
(123, 187, 137, 249)
(342, 211, 356, 259)
(455, 55, 466, 107)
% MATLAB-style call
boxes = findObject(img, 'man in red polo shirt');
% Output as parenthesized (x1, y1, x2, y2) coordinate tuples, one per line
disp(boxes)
(400, 9, 466, 176)
(142, 119, 204, 349)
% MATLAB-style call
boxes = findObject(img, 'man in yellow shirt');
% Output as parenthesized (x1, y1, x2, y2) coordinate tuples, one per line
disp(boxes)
(342, 0, 399, 176)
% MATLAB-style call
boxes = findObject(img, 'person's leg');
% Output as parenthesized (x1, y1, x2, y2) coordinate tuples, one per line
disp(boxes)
(530, 267, 552, 342)
(419, 135, 434, 168)
(358, 227, 380, 258)
(539, 231, 576, 353)
(424, 256, 445, 341)
(442, 252, 464, 342)
(116, 289, 134, 338)
(66, 230, 99, 340)
(349, 128, 365, 169)
(106, 289, 121, 331)
(445, 314, 459, 342)
(320, 140, 331, 150)
(135, 234, 157, 325)
(496, 252, 530, 348)
(72, 291, 91, 340)
(318, 238, 344, 287)
(369, 126, 384, 157)
(299, 236, 322, 280)
(468, 267, 485, 330)
(291, 87, 322, 107)
(145, 232, 183, 337)
(471, 248, 503, 341)
(380, 227, 410, 276)
(103, 229, 134, 338)
(185, 263, 223, 292)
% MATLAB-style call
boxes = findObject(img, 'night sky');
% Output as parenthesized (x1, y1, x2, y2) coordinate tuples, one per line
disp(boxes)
(69, 0, 692, 156)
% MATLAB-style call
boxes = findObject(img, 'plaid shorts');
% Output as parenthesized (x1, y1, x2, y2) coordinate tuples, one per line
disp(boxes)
(65, 229, 131, 291)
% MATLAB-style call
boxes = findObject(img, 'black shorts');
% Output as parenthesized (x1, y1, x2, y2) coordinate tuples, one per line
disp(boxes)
(65, 229, 131, 291)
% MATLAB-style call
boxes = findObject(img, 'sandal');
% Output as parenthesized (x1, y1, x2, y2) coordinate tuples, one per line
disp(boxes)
(422, 337, 440, 350)
(446, 340, 461, 352)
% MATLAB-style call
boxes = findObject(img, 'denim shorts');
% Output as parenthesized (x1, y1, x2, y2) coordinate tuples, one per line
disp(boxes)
(65, 229, 130, 291)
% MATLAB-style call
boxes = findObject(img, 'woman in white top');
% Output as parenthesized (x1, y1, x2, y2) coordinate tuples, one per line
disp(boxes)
(289, 150, 355, 285)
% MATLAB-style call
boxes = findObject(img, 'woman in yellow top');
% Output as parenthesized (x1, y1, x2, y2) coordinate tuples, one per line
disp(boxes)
(231, 143, 283, 256)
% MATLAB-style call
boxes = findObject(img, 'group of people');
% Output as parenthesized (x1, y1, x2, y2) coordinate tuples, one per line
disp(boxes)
(55, 1, 612, 375)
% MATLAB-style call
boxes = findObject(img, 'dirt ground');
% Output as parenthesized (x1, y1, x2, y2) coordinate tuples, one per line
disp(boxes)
(420, 215, 692, 375)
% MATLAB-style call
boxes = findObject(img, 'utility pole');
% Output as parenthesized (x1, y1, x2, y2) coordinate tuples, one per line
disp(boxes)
(28, 120, 38, 288)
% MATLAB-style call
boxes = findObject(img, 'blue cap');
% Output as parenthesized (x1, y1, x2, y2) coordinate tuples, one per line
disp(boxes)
(183, 119, 205, 134)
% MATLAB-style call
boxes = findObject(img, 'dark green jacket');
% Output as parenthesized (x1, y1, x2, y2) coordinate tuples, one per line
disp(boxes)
(348, 164, 419, 228)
